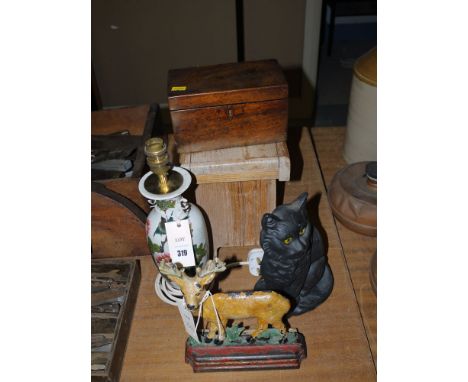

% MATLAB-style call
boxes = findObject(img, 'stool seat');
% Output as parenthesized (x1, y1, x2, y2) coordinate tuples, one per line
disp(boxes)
(180, 142, 290, 184)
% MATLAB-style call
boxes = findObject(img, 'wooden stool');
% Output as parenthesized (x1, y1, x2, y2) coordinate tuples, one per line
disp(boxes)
(180, 142, 290, 252)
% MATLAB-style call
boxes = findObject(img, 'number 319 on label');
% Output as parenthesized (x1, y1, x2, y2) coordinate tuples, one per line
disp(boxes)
(165, 220, 196, 267)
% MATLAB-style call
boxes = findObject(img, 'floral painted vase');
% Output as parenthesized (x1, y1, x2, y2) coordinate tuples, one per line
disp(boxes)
(138, 166, 209, 268)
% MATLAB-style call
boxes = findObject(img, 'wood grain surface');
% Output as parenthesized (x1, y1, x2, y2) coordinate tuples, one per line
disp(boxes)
(171, 99, 287, 153)
(180, 141, 290, 183)
(99, 178, 150, 214)
(311, 126, 377, 365)
(180, 141, 289, 250)
(118, 128, 376, 381)
(91, 183, 148, 259)
(168, 60, 287, 153)
(168, 59, 288, 110)
(194, 179, 276, 251)
(91, 105, 150, 136)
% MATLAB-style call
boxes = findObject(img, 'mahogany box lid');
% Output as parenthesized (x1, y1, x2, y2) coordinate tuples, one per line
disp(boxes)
(167, 59, 288, 111)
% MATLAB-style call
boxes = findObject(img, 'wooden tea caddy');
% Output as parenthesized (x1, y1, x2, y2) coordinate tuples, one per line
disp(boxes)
(168, 59, 288, 153)
(169, 60, 291, 252)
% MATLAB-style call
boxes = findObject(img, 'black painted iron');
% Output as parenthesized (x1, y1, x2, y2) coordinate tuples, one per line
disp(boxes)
(255, 192, 334, 316)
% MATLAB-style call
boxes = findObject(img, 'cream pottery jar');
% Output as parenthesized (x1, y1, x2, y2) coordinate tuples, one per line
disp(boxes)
(343, 47, 377, 163)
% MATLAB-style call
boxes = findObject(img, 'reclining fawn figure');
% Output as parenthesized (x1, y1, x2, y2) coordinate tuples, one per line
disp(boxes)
(158, 259, 290, 341)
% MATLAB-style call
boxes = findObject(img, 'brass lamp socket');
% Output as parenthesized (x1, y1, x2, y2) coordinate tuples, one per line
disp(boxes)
(144, 138, 170, 175)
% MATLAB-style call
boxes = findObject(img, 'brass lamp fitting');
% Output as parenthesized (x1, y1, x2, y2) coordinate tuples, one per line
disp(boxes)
(144, 138, 172, 194)
(145, 138, 170, 175)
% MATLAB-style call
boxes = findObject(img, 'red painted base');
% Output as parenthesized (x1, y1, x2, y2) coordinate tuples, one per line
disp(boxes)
(185, 334, 307, 372)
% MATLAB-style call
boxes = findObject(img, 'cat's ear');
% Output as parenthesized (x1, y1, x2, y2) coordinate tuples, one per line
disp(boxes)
(262, 213, 280, 229)
(291, 192, 308, 211)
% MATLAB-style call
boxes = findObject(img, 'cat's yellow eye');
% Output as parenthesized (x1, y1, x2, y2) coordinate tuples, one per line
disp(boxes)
(283, 236, 293, 245)
(299, 227, 305, 236)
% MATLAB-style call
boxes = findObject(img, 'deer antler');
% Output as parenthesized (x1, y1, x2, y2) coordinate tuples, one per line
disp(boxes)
(158, 260, 185, 279)
(197, 258, 226, 278)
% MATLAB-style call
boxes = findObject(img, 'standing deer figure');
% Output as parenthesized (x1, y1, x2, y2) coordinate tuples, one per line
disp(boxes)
(158, 259, 290, 341)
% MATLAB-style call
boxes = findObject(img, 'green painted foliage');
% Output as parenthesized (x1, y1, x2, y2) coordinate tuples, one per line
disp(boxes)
(188, 327, 298, 347)
(256, 328, 284, 344)
(155, 200, 176, 211)
(154, 220, 166, 236)
(193, 243, 207, 264)
(286, 330, 298, 343)
(147, 237, 162, 253)
(225, 324, 245, 343)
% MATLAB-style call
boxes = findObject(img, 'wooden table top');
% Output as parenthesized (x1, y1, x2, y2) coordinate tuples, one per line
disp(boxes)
(91, 105, 150, 136)
(311, 127, 377, 365)
(117, 127, 376, 381)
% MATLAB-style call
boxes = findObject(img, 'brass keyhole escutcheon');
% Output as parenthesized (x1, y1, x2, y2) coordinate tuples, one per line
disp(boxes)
(226, 106, 233, 120)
